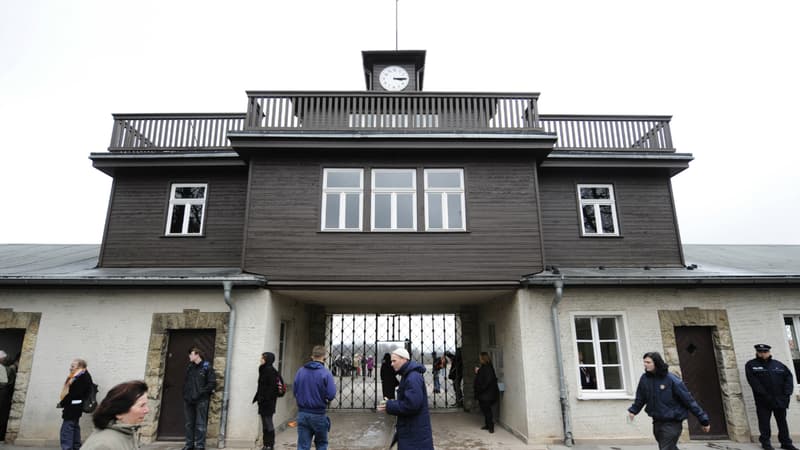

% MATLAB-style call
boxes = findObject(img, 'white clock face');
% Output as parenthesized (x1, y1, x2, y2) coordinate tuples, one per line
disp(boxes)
(379, 65, 410, 91)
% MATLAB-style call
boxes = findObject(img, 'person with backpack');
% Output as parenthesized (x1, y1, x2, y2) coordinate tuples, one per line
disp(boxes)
(182, 347, 216, 450)
(57, 358, 94, 450)
(253, 352, 282, 450)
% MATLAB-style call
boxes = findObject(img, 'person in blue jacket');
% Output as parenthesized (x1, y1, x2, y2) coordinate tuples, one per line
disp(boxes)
(293, 345, 336, 450)
(377, 347, 434, 450)
(745, 344, 797, 450)
(628, 352, 710, 450)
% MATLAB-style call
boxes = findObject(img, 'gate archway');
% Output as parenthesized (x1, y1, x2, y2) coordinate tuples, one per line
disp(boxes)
(325, 314, 462, 409)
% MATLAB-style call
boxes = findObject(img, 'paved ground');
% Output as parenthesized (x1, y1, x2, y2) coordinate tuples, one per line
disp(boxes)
(0, 411, 771, 450)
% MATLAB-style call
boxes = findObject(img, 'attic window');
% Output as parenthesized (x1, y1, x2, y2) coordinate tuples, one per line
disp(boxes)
(165, 183, 207, 236)
(577, 184, 619, 237)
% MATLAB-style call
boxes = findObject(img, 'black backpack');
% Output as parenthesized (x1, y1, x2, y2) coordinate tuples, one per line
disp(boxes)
(82, 382, 99, 413)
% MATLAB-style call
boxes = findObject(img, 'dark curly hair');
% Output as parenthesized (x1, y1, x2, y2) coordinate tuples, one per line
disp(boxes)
(92, 380, 148, 429)
(643, 351, 669, 377)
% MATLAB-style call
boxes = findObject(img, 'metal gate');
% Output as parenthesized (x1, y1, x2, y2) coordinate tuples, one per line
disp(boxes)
(326, 314, 462, 409)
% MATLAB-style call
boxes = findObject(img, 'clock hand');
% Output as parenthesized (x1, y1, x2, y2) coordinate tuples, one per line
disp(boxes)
(394, 77, 408, 81)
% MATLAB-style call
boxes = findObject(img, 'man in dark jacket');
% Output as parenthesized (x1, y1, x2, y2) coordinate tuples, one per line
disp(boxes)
(57, 358, 94, 450)
(446, 348, 464, 407)
(294, 345, 336, 450)
(378, 348, 434, 450)
(183, 347, 216, 450)
(628, 352, 710, 450)
(745, 344, 797, 450)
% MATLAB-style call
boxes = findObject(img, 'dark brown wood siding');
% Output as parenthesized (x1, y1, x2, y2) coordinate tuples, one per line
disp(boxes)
(243, 153, 543, 281)
(99, 167, 247, 267)
(539, 168, 683, 267)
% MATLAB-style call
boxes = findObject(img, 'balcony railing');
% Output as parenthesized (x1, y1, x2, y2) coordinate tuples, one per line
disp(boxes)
(107, 92, 673, 152)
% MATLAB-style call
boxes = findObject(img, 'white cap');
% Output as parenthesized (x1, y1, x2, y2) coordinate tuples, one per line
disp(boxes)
(391, 348, 410, 360)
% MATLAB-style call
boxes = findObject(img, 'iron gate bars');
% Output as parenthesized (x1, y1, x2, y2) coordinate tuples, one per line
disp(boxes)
(326, 314, 462, 410)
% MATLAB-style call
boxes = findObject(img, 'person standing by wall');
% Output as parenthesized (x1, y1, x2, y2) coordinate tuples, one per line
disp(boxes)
(0, 350, 17, 440)
(182, 347, 216, 450)
(253, 352, 280, 450)
(627, 352, 710, 450)
(294, 345, 336, 450)
(377, 348, 433, 450)
(745, 344, 797, 450)
(474, 352, 500, 433)
(57, 358, 94, 450)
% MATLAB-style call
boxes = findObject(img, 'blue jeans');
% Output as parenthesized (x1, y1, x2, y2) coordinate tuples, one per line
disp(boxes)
(60, 419, 81, 450)
(297, 411, 330, 450)
(184, 398, 210, 449)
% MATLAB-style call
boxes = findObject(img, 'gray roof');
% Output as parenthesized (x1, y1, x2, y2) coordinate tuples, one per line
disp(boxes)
(0, 244, 798, 287)
(0, 244, 265, 286)
(524, 244, 800, 286)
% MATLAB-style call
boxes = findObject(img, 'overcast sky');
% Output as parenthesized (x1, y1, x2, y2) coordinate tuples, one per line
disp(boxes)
(1, 0, 798, 245)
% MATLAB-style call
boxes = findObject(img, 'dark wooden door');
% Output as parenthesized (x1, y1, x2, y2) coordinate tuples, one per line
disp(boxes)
(675, 326, 727, 439)
(0, 328, 25, 441)
(157, 329, 216, 440)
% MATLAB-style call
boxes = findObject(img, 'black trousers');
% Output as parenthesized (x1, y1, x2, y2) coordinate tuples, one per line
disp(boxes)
(653, 420, 683, 450)
(756, 403, 793, 447)
(479, 400, 494, 427)
(260, 414, 275, 447)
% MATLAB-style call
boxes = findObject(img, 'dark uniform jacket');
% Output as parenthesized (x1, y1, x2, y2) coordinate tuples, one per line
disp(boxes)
(745, 356, 794, 409)
(59, 370, 94, 420)
(184, 360, 216, 403)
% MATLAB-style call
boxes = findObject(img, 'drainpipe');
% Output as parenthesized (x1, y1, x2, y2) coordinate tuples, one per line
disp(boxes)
(550, 278, 574, 446)
(218, 281, 235, 449)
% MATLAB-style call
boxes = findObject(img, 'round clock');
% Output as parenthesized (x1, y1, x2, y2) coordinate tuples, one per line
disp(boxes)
(379, 65, 410, 91)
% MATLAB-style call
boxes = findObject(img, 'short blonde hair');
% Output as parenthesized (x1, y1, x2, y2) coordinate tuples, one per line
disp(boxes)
(479, 352, 491, 366)
(311, 345, 327, 359)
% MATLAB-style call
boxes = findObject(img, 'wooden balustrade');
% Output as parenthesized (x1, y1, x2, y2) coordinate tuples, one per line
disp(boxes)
(107, 94, 673, 152)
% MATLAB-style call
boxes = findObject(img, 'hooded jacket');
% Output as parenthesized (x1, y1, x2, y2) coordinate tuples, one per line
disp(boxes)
(293, 360, 336, 414)
(385, 360, 434, 450)
(253, 352, 279, 416)
(81, 421, 140, 450)
(628, 370, 709, 425)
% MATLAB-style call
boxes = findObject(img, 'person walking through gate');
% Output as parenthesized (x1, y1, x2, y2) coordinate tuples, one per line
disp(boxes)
(294, 345, 336, 450)
(253, 352, 280, 450)
(377, 348, 434, 450)
(445, 348, 463, 407)
(57, 358, 94, 450)
(627, 351, 710, 450)
(380, 353, 398, 400)
(474, 352, 500, 433)
(745, 344, 798, 450)
(183, 347, 216, 450)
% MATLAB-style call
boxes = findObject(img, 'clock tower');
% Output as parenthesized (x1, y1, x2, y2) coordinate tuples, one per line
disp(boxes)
(362, 50, 426, 92)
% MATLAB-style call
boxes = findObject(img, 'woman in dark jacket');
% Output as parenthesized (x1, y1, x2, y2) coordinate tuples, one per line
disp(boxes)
(252, 352, 279, 450)
(379, 353, 398, 400)
(474, 352, 500, 433)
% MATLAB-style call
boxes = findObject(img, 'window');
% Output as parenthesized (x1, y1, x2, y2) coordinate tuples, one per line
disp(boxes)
(785, 315, 800, 383)
(424, 169, 465, 231)
(165, 183, 207, 236)
(577, 184, 619, 236)
(574, 315, 627, 393)
(322, 169, 363, 231)
(278, 321, 288, 376)
(371, 169, 416, 231)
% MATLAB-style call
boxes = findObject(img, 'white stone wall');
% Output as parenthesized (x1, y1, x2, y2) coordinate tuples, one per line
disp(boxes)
(0, 286, 311, 447)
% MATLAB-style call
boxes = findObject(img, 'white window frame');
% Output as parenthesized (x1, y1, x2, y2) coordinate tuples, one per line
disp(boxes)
(371, 169, 417, 231)
(321, 168, 363, 231)
(424, 169, 466, 231)
(570, 312, 634, 400)
(784, 313, 800, 385)
(165, 183, 207, 236)
(577, 184, 620, 237)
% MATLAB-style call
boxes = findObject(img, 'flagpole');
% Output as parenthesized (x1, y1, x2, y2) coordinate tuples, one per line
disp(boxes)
(395, 0, 399, 50)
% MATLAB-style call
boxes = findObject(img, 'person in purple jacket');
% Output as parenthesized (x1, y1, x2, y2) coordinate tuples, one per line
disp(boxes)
(377, 348, 434, 450)
(293, 345, 336, 450)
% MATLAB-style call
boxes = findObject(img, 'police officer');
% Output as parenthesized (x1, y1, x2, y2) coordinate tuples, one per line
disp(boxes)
(745, 344, 797, 450)
(183, 347, 216, 450)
